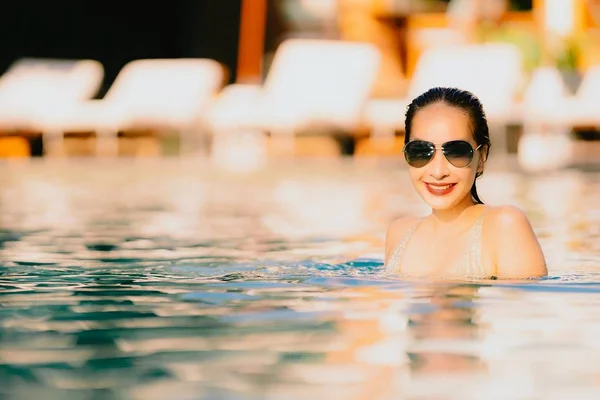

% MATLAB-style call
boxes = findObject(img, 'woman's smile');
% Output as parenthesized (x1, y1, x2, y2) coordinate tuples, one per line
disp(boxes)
(424, 182, 457, 196)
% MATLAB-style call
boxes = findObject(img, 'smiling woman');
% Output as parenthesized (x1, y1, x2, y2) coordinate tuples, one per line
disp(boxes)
(384, 87, 547, 280)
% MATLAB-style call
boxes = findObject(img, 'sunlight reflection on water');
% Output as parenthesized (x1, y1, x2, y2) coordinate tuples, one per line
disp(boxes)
(0, 157, 599, 399)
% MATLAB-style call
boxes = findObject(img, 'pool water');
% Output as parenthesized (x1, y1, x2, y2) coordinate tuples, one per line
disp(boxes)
(1, 158, 599, 399)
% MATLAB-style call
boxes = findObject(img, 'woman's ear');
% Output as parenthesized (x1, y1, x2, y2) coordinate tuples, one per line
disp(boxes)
(481, 144, 490, 163)
(477, 145, 489, 175)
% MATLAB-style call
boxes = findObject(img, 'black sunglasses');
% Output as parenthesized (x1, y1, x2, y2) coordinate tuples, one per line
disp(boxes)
(403, 140, 482, 168)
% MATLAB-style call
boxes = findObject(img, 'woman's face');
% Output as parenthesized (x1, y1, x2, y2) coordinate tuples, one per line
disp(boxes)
(406, 103, 485, 211)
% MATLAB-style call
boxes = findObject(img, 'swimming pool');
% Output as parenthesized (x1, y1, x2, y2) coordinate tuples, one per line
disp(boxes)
(1, 157, 599, 399)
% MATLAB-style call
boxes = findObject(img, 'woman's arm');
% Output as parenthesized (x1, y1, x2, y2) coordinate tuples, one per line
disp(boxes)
(490, 206, 548, 279)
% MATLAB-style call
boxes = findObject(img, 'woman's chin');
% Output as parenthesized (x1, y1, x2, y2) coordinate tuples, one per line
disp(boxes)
(419, 191, 462, 211)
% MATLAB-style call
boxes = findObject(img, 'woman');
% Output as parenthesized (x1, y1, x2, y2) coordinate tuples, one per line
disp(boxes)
(385, 87, 547, 279)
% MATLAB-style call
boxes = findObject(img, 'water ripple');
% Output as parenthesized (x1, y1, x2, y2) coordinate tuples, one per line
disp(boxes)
(0, 159, 599, 399)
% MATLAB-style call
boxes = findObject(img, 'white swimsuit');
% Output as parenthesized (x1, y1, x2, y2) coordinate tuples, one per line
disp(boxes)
(385, 212, 495, 280)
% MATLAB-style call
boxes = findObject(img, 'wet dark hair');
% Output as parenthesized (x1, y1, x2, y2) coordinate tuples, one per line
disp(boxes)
(404, 87, 491, 204)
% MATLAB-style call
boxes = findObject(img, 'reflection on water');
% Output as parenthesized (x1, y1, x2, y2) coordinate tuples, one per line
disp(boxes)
(0, 158, 600, 399)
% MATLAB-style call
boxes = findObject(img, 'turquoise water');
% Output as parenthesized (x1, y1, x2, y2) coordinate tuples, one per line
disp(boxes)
(1, 158, 599, 399)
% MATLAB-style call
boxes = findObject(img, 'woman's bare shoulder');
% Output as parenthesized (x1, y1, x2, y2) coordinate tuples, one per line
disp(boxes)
(483, 205, 547, 278)
(385, 216, 421, 262)
(484, 205, 533, 230)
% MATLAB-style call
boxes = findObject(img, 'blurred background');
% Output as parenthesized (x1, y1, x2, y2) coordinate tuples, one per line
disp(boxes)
(2, 3, 600, 398)
(0, 0, 598, 171)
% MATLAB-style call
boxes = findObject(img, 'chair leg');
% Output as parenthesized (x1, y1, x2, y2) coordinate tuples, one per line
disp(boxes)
(180, 129, 204, 157)
(43, 129, 65, 157)
(96, 130, 119, 157)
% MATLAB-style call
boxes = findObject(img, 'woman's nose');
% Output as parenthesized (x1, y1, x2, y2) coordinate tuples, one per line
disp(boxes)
(428, 150, 450, 179)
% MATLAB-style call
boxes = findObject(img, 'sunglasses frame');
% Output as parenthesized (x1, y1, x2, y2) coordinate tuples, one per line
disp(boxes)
(403, 140, 483, 168)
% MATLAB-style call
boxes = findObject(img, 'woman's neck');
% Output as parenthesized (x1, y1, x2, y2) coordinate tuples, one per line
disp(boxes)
(429, 196, 481, 227)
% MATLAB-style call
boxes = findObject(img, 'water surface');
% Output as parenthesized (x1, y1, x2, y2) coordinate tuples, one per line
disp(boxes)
(1, 158, 599, 399)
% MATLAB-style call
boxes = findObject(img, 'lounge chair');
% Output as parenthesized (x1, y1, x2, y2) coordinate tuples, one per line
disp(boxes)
(208, 38, 381, 166)
(38, 58, 225, 156)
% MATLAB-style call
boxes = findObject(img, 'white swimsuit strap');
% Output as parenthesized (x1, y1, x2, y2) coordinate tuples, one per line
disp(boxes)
(385, 220, 421, 274)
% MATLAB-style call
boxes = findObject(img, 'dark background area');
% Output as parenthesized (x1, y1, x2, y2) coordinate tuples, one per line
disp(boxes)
(0, 0, 533, 95)
(0, 0, 242, 97)
(438, 0, 533, 9)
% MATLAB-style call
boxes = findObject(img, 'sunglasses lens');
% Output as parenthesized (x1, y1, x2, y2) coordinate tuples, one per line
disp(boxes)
(443, 141, 474, 167)
(404, 141, 434, 168)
